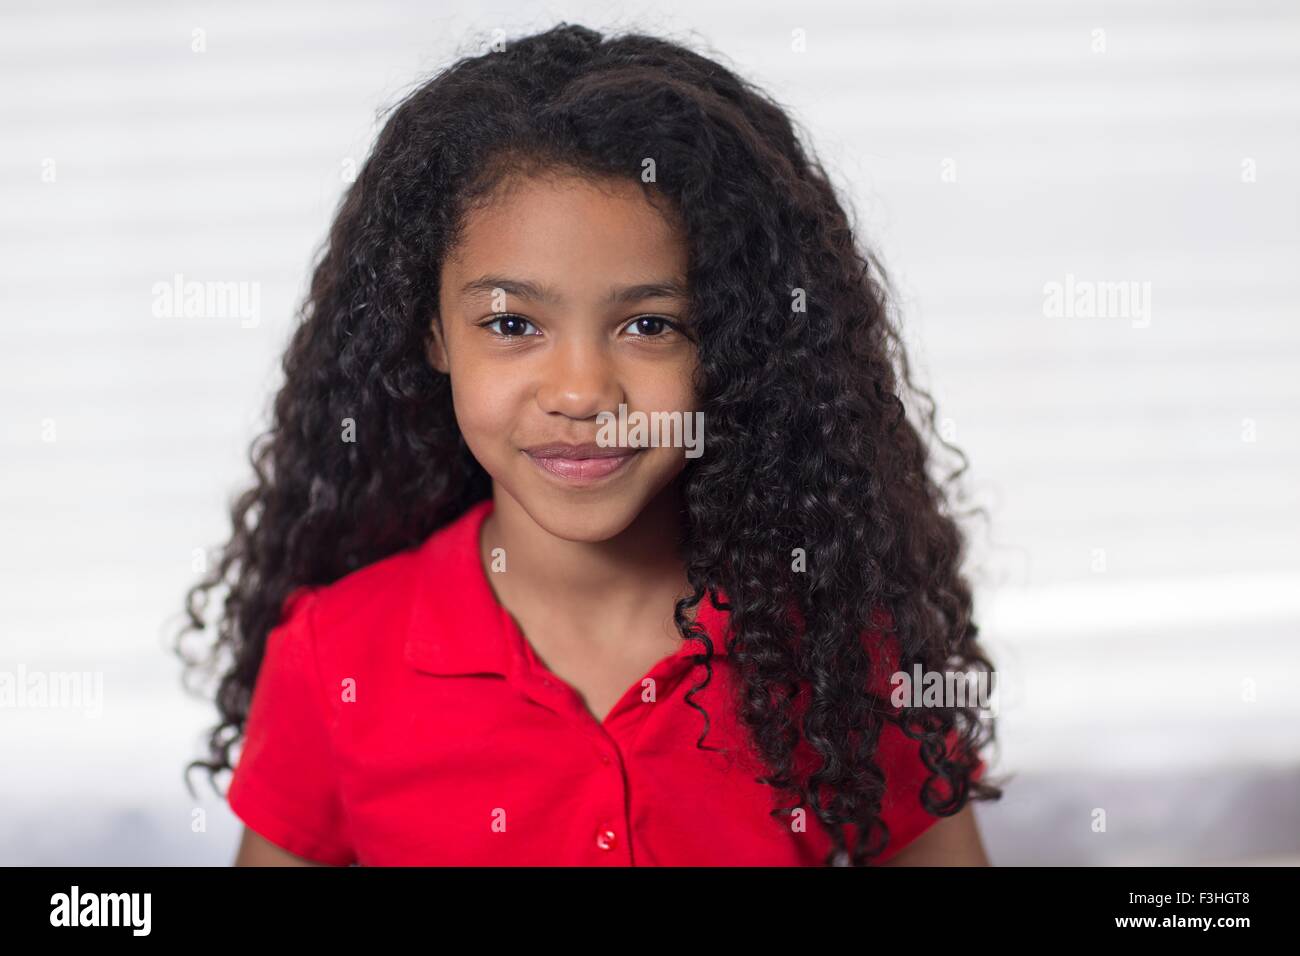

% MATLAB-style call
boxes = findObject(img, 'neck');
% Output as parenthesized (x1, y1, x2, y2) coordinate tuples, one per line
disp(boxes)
(478, 483, 692, 637)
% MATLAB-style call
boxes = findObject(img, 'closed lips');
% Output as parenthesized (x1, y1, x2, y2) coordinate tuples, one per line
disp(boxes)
(524, 443, 638, 459)
(523, 443, 642, 483)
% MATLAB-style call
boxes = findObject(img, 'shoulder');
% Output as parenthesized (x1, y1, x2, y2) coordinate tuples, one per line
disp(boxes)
(302, 544, 426, 634)
(280, 507, 478, 670)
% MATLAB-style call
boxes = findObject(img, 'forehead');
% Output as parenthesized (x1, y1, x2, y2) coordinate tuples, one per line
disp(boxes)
(442, 172, 688, 288)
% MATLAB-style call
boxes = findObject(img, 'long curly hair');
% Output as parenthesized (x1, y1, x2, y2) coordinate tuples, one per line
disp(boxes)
(175, 21, 1002, 866)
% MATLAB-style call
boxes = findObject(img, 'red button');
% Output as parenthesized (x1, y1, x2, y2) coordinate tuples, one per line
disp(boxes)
(595, 828, 618, 851)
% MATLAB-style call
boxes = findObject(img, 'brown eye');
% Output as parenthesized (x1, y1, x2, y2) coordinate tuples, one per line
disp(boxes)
(624, 315, 677, 337)
(481, 314, 539, 337)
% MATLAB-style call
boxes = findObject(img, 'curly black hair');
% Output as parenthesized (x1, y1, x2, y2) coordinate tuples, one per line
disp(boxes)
(175, 21, 1002, 866)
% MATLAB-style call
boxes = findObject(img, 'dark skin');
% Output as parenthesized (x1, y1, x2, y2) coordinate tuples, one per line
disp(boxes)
(235, 828, 322, 866)
(233, 172, 991, 866)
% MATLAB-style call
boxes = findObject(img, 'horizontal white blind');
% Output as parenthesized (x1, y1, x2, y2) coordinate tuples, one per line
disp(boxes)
(1, 0, 1296, 864)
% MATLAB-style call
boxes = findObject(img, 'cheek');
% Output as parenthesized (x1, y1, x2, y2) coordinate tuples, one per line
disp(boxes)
(448, 360, 522, 451)
(636, 356, 699, 414)
(632, 360, 702, 472)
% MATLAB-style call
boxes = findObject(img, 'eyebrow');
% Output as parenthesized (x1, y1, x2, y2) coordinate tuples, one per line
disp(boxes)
(458, 275, 689, 306)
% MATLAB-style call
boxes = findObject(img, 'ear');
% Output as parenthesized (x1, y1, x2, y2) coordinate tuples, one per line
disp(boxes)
(426, 319, 449, 373)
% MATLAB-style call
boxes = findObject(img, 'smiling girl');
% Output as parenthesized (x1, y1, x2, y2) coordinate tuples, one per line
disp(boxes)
(177, 22, 1001, 867)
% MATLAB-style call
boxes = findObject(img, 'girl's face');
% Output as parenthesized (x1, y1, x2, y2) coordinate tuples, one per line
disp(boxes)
(431, 171, 699, 542)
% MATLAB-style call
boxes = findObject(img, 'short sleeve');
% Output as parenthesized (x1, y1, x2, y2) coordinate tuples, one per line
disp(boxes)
(855, 619, 987, 864)
(227, 587, 355, 865)
(871, 721, 986, 865)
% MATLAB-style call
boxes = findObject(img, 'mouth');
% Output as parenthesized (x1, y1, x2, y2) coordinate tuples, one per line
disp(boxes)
(522, 443, 643, 484)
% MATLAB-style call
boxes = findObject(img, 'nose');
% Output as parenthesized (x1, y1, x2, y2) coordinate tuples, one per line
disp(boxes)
(533, 336, 624, 421)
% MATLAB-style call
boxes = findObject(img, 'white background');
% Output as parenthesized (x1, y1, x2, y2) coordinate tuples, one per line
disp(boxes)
(2, 0, 1297, 865)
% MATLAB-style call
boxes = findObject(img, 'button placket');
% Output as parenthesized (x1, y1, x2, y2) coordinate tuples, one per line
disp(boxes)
(589, 726, 630, 862)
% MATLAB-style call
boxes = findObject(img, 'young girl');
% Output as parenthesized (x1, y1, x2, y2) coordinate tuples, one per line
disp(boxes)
(177, 22, 1001, 867)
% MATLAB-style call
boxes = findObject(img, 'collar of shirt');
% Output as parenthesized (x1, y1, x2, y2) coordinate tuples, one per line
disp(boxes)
(404, 498, 732, 679)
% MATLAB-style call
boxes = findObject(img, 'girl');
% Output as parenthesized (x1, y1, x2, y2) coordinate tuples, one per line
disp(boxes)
(177, 22, 1001, 867)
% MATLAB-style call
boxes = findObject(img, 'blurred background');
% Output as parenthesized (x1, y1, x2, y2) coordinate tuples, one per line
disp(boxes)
(2, 0, 1297, 865)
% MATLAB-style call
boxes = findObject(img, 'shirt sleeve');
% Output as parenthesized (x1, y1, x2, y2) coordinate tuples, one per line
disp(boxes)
(871, 720, 987, 865)
(226, 587, 356, 865)
(855, 618, 988, 864)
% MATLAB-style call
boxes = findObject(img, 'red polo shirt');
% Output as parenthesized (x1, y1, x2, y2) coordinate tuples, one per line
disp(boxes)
(227, 497, 984, 865)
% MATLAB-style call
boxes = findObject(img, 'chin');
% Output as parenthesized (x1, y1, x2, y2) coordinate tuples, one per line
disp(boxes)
(516, 491, 649, 543)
